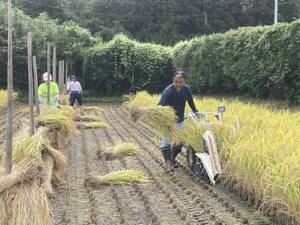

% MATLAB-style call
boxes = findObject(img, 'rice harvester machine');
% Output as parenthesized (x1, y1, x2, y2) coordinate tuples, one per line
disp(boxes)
(182, 106, 225, 185)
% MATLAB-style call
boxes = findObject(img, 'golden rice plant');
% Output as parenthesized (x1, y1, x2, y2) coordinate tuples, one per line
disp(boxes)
(77, 121, 109, 129)
(0, 90, 18, 109)
(98, 143, 140, 160)
(82, 106, 103, 112)
(85, 170, 149, 187)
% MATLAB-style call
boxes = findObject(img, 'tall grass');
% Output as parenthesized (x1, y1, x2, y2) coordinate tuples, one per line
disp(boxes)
(125, 91, 300, 223)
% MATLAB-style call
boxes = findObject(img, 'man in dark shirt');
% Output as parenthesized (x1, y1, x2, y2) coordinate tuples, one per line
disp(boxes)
(158, 71, 202, 170)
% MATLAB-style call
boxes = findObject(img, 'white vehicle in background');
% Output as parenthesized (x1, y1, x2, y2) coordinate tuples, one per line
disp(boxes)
(183, 106, 225, 185)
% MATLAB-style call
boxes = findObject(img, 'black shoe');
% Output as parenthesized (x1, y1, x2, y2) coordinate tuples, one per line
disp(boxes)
(171, 144, 182, 168)
(161, 146, 173, 172)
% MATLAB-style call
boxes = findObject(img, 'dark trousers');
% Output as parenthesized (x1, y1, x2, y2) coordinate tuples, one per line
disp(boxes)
(70, 92, 82, 106)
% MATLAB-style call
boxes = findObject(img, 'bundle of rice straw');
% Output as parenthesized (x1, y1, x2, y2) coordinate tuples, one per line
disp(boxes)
(76, 122, 109, 129)
(98, 143, 140, 160)
(2, 182, 53, 225)
(82, 106, 103, 112)
(85, 170, 149, 187)
(0, 157, 44, 194)
(74, 115, 102, 122)
(0, 157, 53, 225)
(130, 106, 177, 138)
(37, 107, 76, 146)
(59, 94, 69, 105)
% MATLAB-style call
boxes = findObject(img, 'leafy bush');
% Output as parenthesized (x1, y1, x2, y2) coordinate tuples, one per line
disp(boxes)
(173, 20, 300, 103)
(82, 34, 174, 95)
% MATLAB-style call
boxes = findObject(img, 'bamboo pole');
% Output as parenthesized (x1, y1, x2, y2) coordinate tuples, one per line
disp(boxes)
(65, 61, 68, 91)
(27, 32, 34, 135)
(47, 43, 51, 105)
(6, 0, 13, 173)
(58, 61, 62, 94)
(62, 60, 65, 93)
(33, 56, 40, 115)
(53, 46, 57, 82)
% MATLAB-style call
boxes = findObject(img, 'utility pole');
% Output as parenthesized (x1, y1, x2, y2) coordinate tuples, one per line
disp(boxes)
(6, 0, 13, 173)
(27, 32, 34, 135)
(274, 0, 278, 24)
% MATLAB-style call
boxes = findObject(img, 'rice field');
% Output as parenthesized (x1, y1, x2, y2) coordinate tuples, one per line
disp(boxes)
(0, 100, 295, 225)
(125, 91, 300, 224)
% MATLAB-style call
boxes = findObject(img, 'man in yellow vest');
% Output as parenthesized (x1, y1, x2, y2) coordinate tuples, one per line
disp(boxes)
(38, 72, 59, 107)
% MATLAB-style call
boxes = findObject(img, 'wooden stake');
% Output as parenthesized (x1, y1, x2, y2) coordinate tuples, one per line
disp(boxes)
(62, 60, 65, 93)
(33, 56, 40, 115)
(47, 43, 51, 105)
(27, 32, 34, 135)
(58, 61, 63, 94)
(65, 61, 68, 91)
(6, 0, 13, 173)
(53, 46, 57, 82)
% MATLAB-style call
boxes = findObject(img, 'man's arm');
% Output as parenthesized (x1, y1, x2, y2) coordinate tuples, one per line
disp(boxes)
(186, 86, 198, 113)
(158, 89, 171, 106)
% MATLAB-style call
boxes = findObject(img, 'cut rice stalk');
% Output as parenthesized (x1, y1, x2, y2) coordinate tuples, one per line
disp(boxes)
(12, 128, 47, 162)
(43, 145, 67, 173)
(74, 115, 102, 122)
(98, 143, 140, 160)
(77, 122, 109, 129)
(82, 106, 103, 112)
(85, 170, 149, 187)
(130, 106, 177, 138)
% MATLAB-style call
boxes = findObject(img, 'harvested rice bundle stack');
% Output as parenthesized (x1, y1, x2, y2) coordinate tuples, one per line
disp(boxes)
(37, 107, 76, 147)
(59, 94, 69, 105)
(85, 170, 149, 187)
(130, 106, 177, 138)
(98, 143, 140, 160)
(77, 121, 109, 129)
(74, 115, 102, 122)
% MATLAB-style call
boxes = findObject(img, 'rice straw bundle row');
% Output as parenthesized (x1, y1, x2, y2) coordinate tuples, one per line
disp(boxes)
(76, 121, 109, 129)
(82, 106, 103, 112)
(85, 170, 149, 187)
(74, 115, 103, 122)
(97, 143, 140, 160)
(130, 106, 177, 138)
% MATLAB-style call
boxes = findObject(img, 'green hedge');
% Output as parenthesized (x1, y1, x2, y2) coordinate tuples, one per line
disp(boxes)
(173, 20, 300, 103)
(82, 34, 174, 95)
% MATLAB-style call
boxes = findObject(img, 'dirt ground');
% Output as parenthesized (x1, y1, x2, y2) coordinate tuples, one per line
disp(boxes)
(1, 104, 273, 225)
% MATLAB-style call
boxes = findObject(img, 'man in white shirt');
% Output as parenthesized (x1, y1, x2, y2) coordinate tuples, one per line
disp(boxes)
(67, 75, 83, 107)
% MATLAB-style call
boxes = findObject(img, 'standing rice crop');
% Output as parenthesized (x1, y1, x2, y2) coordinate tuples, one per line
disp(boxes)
(125, 91, 300, 224)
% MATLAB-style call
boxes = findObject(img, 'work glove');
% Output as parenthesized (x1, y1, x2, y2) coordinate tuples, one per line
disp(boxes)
(195, 111, 205, 118)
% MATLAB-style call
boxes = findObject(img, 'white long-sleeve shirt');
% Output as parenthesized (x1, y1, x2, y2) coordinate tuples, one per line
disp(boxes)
(67, 81, 82, 93)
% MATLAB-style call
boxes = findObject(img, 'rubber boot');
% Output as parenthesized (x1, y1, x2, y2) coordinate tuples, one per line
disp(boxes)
(161, 146, 173, 172)
(171, 144, 182, 168)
